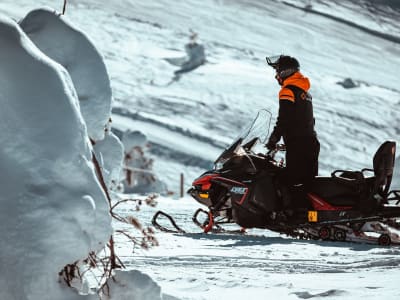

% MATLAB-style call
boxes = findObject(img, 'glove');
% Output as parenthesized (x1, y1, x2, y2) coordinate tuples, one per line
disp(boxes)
(266, 133, 280, 150)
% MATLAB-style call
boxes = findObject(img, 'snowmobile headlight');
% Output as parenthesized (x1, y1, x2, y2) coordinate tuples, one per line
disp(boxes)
(199, 193, 209, 199)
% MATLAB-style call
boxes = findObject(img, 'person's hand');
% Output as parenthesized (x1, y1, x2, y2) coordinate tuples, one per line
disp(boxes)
(266, 134, 279, 150)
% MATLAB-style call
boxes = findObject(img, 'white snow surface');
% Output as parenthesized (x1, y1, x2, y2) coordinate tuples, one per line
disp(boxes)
(0, 15, 112, 299)
(106, 270, 163, 300)
(19, 8, 113, 141)
(116, 195, 400, 300)
(93, 131, 124, 190)
(1, 0, 400, 299)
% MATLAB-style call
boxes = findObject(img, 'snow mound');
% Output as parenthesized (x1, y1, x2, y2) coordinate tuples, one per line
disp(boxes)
(106, 270, 163, 300)
(19, 8, 112, 141)
(0, 15, 111, 299)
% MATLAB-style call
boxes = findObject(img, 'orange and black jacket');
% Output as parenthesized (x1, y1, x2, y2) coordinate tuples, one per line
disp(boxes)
(271, 72, 316, 142)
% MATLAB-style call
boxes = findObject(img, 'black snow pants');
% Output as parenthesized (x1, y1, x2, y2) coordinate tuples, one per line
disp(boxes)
(277, 135, 320, 209)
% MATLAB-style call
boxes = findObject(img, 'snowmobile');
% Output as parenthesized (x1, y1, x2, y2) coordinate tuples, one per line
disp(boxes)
(186, 109, 400, 245)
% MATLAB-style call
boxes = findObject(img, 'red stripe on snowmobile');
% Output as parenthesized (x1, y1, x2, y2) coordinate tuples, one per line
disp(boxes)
(307, 193, 352, 211)
(192, 174, 219, 190)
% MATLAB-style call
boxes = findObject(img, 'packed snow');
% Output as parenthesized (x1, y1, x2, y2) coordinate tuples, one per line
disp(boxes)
(1, 0, 400, 299)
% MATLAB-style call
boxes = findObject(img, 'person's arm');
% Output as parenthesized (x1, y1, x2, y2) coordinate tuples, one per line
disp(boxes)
(266, 88, 295, 149)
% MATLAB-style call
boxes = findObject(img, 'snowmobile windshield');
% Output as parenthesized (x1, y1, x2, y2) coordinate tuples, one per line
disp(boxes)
(214, 109, 272, 169)
(235, 109, 272, 146)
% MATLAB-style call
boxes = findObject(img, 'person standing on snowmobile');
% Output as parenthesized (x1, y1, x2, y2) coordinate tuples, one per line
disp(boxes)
(265, 55, 320, 209)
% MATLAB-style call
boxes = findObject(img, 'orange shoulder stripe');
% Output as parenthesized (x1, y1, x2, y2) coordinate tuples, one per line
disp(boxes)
(279, 88, 295, 102)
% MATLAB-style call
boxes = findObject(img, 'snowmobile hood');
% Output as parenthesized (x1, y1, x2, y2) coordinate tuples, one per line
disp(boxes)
(283, 72, 310, 91)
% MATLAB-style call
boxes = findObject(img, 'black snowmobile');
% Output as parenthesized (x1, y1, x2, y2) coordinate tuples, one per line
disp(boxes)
(186, 109, 400, 245)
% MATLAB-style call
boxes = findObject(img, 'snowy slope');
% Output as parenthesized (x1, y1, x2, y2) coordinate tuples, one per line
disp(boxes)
(2, 0, 399, 195)
(1, 1, 400, 299)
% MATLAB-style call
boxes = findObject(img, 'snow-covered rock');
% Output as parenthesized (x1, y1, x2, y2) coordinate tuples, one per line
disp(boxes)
(0, 15, 111, 300)
(19, 8, 112, 141)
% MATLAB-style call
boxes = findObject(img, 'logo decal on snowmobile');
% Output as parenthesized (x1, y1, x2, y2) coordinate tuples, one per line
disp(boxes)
(230, 187, 247, 194)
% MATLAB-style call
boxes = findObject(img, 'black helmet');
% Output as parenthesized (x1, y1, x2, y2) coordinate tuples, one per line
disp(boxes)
(266, 55, 300, 79)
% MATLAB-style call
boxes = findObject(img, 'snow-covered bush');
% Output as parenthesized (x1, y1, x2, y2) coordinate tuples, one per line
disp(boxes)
(0, 15, 112, 300)
(122, 130, 167, 194)
(19, 8, 112, 142)
(0, 8, 167, 300)
(93, 131, 124, 191)
(18, 8, 123, 191)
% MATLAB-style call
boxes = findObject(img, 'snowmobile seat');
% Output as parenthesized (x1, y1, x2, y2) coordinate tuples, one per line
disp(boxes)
(310, 175, 364, 206)
(310, 141, 396, 210)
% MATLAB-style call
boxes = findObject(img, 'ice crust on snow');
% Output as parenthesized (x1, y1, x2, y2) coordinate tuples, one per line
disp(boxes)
(0, 15, 112, 299)
(19, 8, 113, 142)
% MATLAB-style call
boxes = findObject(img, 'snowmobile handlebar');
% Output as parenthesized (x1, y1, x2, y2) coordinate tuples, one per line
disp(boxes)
(263, 144, 286, 168)
(266, 143, 286, 157)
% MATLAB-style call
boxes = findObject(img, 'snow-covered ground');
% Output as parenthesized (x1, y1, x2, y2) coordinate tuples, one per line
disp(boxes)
(116, 196, 400, 300)
(1, 0, 400, 299)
